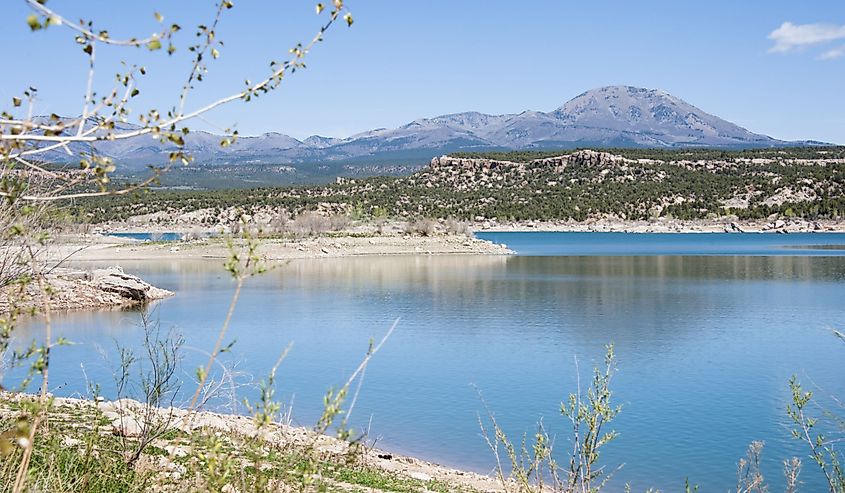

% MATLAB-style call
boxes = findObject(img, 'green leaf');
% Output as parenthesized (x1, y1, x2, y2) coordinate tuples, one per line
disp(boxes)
(130, 88, 140, 97)
(211, 47, 219, 59)
(167, 133, 185, 146)
(153, 11, 163, 23)
(147, 38, 162, 51)
(344, 12, 353, 27)
(26, 14, 42, 31)
(82, 44, 93, 55)
(316, 3, 324, 14)
(12, 97, 21, 107)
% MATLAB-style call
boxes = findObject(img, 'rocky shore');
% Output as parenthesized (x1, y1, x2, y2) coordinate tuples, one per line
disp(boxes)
(473, 217, 845, 233)
(0, 266, 173, 314)
(0, 393, 504, 492)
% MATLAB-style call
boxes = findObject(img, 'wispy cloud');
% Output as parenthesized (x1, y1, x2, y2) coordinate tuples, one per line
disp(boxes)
(818, 45, 845, 60)
(768, 21, 845, 53)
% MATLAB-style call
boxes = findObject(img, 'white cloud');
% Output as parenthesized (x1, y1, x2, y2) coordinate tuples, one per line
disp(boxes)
(818, 45, 845, 60)
(768, 21, 845, 53)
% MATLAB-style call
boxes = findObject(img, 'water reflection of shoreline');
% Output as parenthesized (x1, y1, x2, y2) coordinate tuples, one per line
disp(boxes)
(38, 254, 845, 363)
(8, 252, 845, 493)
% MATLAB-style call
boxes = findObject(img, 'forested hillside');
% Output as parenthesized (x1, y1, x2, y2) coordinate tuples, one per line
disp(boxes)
(75, 147, 845, 224)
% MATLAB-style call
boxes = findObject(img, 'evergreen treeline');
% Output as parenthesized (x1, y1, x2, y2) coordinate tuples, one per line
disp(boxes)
(71, 147, 845, 223)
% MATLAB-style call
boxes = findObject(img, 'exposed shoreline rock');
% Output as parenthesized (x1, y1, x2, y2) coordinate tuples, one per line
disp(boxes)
(0, 266, 173, 314)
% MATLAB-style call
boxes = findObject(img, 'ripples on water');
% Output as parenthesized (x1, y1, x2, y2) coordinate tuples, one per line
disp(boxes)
(10, 233, 845, 492)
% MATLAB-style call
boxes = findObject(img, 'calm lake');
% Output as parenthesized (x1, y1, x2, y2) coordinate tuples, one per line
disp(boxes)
(12, 232, 845, 492)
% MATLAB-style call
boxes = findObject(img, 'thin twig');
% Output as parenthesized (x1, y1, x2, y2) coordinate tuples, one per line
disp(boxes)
(186, 276, 243, 413)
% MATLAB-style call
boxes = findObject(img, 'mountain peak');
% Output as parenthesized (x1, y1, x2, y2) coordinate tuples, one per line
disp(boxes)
(558, 85, 676, 110)
(41, 86, 817, 167)
(303, 135, 342, 148)
(547, 85, 769, 146)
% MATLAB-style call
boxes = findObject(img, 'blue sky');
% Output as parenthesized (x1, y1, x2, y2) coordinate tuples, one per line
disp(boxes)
(2, 1, 844, 143)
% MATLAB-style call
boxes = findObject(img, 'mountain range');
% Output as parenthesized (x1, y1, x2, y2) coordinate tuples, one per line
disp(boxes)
(43, 85, 827, 168)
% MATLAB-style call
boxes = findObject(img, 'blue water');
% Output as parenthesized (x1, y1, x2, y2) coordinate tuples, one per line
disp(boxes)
(107, 232, 183, 242)
(9, 233, 845, 492)
(476, 231, 845, 256)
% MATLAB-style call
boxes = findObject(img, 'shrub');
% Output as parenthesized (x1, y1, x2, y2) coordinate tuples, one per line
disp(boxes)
(291, 211, 330, 237)
(404, 218, 436, 237)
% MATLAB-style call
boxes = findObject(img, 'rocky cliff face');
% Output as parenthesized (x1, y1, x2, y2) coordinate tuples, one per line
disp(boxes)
(430, 149, 627, 172)
(425, 150, 634, 190)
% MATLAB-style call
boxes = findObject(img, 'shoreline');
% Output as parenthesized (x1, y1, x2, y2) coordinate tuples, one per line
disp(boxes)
(0, 392, 504, 492)
(5, 233, 511, 313)
(47, 232, 515, 263)
(0, 266, 173, 314)
(472, 217, 845, 234)
(92, 216, 845, 237)
(15, 222, 845, 312)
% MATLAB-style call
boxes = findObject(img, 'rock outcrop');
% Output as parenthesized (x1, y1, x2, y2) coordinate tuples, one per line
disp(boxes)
(429, 149, 628, 175)
(423, 150, 638, 191)
(0, 266, 173, 313)
(93, 267, 172, 302)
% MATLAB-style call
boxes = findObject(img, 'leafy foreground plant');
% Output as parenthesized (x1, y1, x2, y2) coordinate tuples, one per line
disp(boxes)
(0, 221, 471, 492)
(0, 294, 461, 493)
(0, 0, 357, 489)
(107, 312, 184, 468)
(737, 329, 845, 493)
(783, 330, 845, 493)
(481, 344, 622, 493)
(0, 391, 491, 493)
(480, 335, 843, 493)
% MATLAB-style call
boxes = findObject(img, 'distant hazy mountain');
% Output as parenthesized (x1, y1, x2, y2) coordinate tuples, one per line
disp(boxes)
(39, 86, 826, 167)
